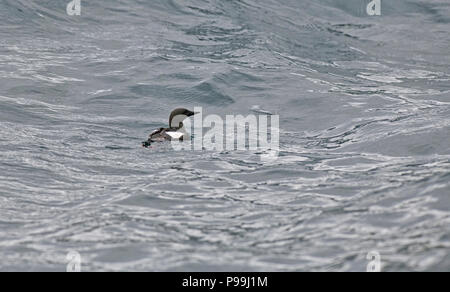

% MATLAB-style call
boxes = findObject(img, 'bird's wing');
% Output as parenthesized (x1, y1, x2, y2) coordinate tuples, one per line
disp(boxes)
(148, 128, 174, 142)
(149, 128, 164, 139)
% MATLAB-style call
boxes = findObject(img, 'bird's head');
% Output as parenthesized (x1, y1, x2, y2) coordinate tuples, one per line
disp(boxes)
(169, 108, 197, 129)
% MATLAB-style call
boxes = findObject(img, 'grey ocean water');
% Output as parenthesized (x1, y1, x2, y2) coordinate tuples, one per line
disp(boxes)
(0, 0, 449, 271)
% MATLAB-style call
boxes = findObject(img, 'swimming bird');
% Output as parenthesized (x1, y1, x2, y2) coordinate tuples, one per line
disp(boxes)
(142, 108, 197, 147)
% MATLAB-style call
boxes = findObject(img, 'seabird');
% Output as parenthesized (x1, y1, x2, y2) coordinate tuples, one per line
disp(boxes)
(142, 108, 197, 148)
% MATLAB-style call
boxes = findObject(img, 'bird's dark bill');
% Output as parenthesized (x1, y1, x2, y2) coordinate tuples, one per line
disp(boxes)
(187, 111, 196, 117)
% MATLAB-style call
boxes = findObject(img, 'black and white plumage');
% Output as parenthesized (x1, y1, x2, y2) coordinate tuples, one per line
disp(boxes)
(142, 108, 196, 147)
